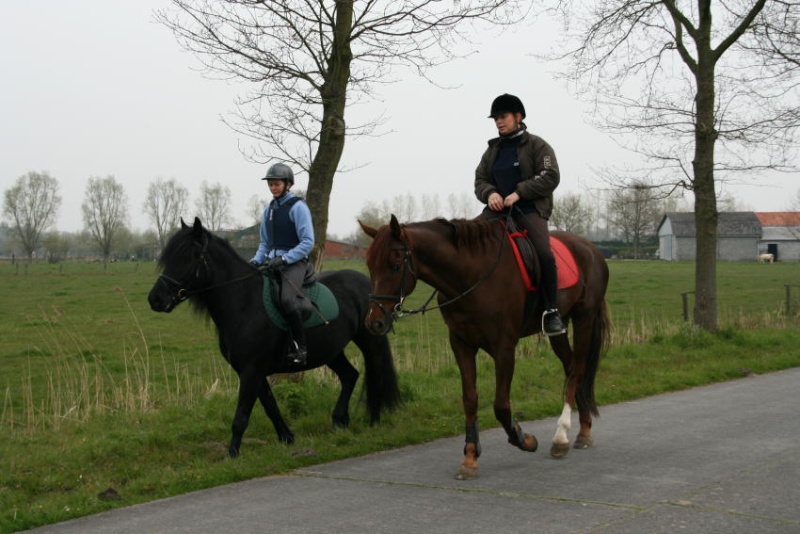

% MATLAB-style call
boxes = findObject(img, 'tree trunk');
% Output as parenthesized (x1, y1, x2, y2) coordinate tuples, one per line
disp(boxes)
(692, 1, 719, 332)
(306, 0, 354, 271)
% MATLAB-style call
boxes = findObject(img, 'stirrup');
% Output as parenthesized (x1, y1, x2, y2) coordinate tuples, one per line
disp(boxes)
(542, 309, 566, 337)
(287, 341, 307, 366)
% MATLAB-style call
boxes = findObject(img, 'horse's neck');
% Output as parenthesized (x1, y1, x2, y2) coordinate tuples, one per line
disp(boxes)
(201, 251, 261, 322)
(411, 227, 494, 294)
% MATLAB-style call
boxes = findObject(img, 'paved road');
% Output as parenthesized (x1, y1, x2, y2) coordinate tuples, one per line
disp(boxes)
(25, 367, 800, 533)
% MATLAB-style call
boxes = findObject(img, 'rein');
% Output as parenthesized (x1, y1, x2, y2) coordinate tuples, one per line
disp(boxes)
(157, 235, 261, 306)
(369, 218, 508, 319)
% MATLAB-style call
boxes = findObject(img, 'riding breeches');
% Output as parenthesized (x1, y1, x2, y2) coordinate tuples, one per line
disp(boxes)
(277, 260, 308, 314)
(476, 209, 558, 308)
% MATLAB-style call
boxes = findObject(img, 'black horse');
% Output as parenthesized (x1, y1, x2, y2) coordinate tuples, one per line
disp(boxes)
(147, 218, 401, 457)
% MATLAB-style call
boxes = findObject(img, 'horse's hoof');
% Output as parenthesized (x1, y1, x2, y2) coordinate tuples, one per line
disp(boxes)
(522, 433, 538, 452)
(455, 465, 479, 480)
(573, 435, 593, 449)
(550, 442, 570, 459)
(332, 416, 350, 429)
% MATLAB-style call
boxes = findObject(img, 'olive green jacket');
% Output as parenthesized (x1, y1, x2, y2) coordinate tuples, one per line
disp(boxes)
(474, 131, 560, 219)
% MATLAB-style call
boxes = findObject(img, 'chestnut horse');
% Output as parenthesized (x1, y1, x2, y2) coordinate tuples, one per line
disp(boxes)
(360, 216, 610, 479)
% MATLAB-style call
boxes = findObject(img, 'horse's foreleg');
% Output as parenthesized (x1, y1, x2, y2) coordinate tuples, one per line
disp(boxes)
(229, 372, 260, 458)
(451, 335, 480, 480)
(493, 351, 538, 454)
(257, 377, 294, 445)
(326, 352, 359, 428)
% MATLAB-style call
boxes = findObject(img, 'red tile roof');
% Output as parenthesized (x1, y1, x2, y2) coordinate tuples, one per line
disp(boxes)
(754, 212, 800, 226)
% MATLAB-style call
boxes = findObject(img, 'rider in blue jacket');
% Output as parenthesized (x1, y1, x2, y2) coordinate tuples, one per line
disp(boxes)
(251, 163, 315, 366)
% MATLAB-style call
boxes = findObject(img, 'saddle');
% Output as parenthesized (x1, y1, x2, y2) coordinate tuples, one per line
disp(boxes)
(503, 220, 579, 292)
(261, 264, 339, 330)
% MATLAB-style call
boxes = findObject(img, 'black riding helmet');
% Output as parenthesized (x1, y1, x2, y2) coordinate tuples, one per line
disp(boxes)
(262, 163, 294, 185)
(488, 93, 526, 119)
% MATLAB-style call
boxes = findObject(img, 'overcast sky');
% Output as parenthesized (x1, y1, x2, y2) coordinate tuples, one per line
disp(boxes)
(2, 1, 798, 239)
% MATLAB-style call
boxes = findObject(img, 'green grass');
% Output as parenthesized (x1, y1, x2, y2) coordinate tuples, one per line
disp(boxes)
(1, 258, 799, 532)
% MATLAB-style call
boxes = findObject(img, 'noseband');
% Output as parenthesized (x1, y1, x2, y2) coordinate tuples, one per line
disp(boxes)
(368, 245, 422, 322)
(156, 237, 212, 308)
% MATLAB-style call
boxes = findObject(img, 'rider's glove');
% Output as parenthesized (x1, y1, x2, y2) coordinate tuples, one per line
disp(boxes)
(267, 256, 286, 270)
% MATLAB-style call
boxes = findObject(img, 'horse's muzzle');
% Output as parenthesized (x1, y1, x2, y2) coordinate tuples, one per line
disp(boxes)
(364, 302, 394, 336)
(148, 286, 177, 313)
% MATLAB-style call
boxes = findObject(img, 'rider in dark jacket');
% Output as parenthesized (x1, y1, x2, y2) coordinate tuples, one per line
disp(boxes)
(474, 93, 566, 336)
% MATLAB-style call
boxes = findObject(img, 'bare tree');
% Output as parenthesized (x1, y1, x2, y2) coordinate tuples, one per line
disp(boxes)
(391, 193, 419, 223)
(786, 189, 800, 211)
(158, 0, 523, 267)
(348, 199, 393, 247)
(247, 194, 268, 227)
(550, 192, 594, 235)
(195, 181, 232, 231)
(420, 193, 443, 219)
(550, 1, 800, 331)
(144, 177, 190, 249)
(2, 171, 61, 260)
(607, 181, 661, 259)
(42, 231, 72, 263)
(82, 176, 129, 261)
(446, 192, 482, 219)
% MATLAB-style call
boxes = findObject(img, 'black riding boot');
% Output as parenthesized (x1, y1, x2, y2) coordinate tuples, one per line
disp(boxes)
(286, 310, 308, 367)
(539, 257, 566, 336)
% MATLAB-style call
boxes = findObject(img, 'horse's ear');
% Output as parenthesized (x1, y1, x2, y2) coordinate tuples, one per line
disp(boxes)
(390, 214, 402, 240)
(358, 219, 378, 239)
(192, 217, 204, 237)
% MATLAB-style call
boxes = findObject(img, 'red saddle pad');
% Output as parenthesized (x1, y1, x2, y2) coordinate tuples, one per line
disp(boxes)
(507, 234, 580, 292)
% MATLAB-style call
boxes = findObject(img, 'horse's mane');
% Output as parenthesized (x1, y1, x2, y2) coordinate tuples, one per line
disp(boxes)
(157, 225, 194, 270)
(157, 224, 240, 271)
(157, 223, 246, 320)
(411, 218, 502, 251)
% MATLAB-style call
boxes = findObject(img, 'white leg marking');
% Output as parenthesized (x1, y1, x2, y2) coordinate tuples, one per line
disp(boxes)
(553, 403, 572, 445)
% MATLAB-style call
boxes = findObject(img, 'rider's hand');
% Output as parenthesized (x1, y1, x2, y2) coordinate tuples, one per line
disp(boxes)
(503, 192, 520, 208)
(488, 192, 504, 211)
(267, 256, 286, 269)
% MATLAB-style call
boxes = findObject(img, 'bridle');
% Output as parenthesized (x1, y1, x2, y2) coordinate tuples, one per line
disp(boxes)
(368, 221, 508, 322)
(368, 244, 424, 321)
(155, 234, 259, 309)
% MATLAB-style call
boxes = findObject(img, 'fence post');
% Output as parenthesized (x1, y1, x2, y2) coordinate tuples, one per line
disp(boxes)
(786, 285, 792, 316)
(681, 291, 690, 322)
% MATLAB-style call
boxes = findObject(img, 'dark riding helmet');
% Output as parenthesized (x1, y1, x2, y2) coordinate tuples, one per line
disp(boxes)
(262, 163, 294, 185)
(488, 93, 526, 119)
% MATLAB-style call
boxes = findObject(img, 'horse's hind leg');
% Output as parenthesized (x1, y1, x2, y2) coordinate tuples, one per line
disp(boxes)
(549, 320, 594, 458)
(326, 352, 359, 428)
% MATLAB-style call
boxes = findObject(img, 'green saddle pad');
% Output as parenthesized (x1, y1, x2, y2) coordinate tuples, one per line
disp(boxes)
(262, 277, 339, 330)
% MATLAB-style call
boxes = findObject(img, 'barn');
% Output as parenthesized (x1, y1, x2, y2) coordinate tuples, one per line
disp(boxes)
(658, 212, 764, 261)
(323, 239, 367, 260)
(755, 212, 800, 262)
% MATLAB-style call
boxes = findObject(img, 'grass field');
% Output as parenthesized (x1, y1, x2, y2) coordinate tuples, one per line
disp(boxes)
(1, 258, 799, 532)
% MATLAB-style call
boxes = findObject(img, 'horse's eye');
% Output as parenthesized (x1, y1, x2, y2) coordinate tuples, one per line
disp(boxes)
(390, 263, 401, 272)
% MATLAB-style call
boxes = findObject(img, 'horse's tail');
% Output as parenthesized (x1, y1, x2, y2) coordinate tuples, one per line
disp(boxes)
(362, 333, 402, 423)
(580, 298, 611, 417)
